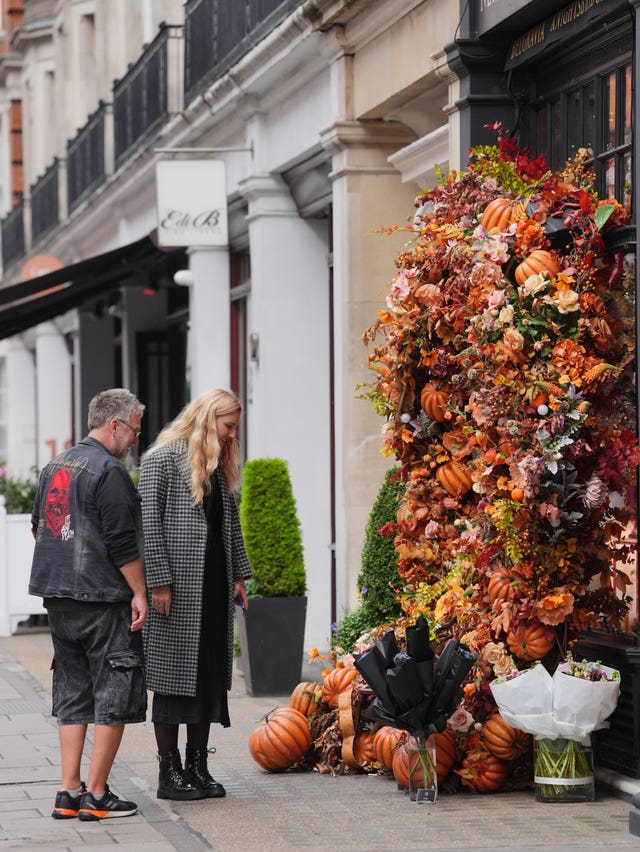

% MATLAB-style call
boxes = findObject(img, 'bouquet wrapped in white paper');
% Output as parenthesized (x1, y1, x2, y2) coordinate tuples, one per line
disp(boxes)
(490, 658, 621, 803)
(490, 659, 620, 744)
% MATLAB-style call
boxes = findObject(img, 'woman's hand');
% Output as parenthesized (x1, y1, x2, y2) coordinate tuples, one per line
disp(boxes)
(151, 584, 172, 616)
(234, 579, 249, 614)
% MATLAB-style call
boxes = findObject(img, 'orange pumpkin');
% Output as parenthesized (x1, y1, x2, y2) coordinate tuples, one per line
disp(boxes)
(420, 383, 448, 422)
(515, 249, 561, 285)
(460, 751, 509, 793)
(436, 461, 473, 498)
(353, 730, 376, 766)
(483, 713, 531, 761)
(321, 666, 358, 708)
(392, 733, 455, 787)
(373, 726, 406, 770)
(248, 707, 312, 772)
(487, 568, 517, 603)
(289, 681, 320, 718)
(481, 197, 526, 231)
(507, 620, 555, 661)
(432, 726, 457, 781)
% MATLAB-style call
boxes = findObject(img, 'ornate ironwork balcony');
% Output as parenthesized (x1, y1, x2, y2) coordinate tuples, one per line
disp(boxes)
(184, 0, 306, 103)
(30, 159, 59, 246)
(67, 103, 107, 214)
(1, 201, 25, 272)
(113, 24, 181, 169)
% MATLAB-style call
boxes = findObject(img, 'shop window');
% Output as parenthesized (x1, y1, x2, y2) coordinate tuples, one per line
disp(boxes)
(528, 39, 631, 209)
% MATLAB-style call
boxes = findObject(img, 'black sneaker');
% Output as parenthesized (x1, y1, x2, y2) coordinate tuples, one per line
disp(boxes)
(77, 785, 137, 820)
(51, 782, 86, 819)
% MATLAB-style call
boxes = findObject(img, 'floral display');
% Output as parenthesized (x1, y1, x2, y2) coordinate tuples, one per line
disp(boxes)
(357, 126, 638, 787)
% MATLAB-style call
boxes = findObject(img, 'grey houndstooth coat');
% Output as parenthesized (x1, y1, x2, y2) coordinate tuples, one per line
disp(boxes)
(139, 439, 251, 696)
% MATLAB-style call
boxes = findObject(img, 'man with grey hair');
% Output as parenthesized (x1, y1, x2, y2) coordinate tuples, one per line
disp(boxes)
(29, 388, 148, 821)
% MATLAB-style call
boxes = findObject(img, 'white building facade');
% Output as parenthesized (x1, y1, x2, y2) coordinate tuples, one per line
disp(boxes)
(0, 0, 458, 648)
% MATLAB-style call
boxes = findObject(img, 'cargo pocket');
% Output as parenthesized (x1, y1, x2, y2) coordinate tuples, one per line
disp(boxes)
(106, 650, 147, 720)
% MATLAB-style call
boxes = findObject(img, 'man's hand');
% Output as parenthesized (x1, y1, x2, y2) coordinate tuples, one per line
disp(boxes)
(130, 592, 148, 631)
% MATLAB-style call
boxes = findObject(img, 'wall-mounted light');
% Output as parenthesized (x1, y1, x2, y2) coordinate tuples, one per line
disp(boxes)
(249, 332, 259, 364)
(173, 269, 194, 286)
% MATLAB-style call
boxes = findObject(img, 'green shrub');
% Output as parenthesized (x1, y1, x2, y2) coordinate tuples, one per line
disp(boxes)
(0, 467, 38, 514)
(239, 458, 306, 597)
(335, 466, 403, 650)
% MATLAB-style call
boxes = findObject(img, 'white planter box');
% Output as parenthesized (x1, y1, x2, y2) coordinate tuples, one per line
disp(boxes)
(0, 499, 41, 635)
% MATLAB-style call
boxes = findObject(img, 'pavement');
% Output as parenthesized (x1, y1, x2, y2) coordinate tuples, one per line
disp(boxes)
(0, 631, 639, 852)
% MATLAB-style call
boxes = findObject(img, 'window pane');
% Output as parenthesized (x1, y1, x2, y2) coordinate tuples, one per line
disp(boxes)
(551, 100, 561, 170)
(535, 105, 548, 163)
(604, 72, 616, 150)
(584, 81, 595, 155)
(623, 150, 632, 208)
(623, 65, 632, 146)
(603, 156, 616, 199)
(567, 88, 582, 157)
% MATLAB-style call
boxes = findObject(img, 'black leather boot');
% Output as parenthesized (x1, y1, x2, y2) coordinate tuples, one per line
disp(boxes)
(157, 749, 206, 800)
(185, 745, 226, 798)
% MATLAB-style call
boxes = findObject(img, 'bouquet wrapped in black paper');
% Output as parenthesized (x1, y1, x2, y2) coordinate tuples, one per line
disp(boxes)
(353, 615, 478, 739)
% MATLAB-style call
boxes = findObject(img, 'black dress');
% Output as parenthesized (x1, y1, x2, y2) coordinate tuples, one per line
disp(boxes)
(151, 469, 231, 726)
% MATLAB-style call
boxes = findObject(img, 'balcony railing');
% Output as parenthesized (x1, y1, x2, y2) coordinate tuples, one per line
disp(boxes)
(1, 201, 25, 272)
(67, 103, 107, 214)
(184, 0, 306, 103)
(30, 159, 59, 245)
(114, 24, 181, 169)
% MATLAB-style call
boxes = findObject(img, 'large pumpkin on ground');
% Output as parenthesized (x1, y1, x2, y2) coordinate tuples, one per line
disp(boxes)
(459, 751, 509, 793)
(322, 666, 358, 708)
(392, 733, 456, 787)
(515, 249, 561, 285)
(483, 713, 530, 761)
(353, 731, 376, 766)
(289, 681, 320, 718)
(248, 707, 312, 772)
(507, 620, 555, 661)
(373, 726, 406, 770)
(431, 726, 457, 781)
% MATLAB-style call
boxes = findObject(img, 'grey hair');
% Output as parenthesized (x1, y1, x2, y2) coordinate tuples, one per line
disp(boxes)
(87, 388, 145, 430)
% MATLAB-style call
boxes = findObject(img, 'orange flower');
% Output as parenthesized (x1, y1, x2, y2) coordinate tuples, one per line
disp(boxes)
(535, 590, 574, 625)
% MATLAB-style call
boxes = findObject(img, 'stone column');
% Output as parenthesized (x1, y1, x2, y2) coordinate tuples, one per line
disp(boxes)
(320, 118, 416, 620)
(188, 245, 230, 398)
(238, 172, 331, 649)
(34, 322, 72, 469)
(6, 337, 36, 477)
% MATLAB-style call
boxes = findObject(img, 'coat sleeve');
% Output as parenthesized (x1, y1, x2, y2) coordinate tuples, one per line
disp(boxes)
(139, 451, 173, 588)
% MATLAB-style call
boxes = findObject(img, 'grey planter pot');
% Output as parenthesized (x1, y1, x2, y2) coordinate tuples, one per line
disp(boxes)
(236, 596, 307, 695)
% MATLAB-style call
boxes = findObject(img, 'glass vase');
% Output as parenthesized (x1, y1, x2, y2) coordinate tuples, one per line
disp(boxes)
(534, 737, 594, 803)
(407, 735, 438, 803)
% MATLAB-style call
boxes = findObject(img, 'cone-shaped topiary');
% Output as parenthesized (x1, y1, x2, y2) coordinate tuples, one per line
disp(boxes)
(335, 466, 403, 649)
(239, 457, 306, 597)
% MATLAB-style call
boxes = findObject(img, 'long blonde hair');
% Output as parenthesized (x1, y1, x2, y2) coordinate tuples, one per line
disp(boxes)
(143, 388, 242, 501)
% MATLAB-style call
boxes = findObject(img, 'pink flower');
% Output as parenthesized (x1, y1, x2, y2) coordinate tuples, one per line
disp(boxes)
(448, 708, 475, 733)
(487, 289, 505, 310)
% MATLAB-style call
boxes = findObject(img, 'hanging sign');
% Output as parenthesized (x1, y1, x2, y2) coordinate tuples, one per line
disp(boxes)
(156, 160, 228, 247)
(21, 254, 63, 281)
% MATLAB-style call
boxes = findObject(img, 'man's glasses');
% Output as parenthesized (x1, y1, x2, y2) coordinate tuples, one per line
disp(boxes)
(116, 418, 141, 439)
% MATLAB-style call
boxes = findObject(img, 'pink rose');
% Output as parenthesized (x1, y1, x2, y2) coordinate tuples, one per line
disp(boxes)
(447, 708, 475, 733)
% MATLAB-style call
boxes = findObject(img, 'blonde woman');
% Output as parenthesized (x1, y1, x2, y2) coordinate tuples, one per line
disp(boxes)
(139, 389, 251, 801)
